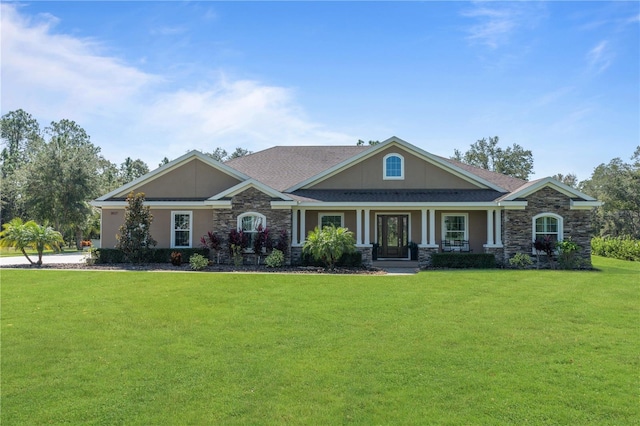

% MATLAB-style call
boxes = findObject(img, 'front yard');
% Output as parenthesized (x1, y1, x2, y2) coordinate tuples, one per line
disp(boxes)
(1, 257, 638, 424)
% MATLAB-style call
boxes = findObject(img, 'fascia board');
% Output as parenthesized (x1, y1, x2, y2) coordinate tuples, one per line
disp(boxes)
(504, 177, 597, 201)
(270, 201, 297, 209)
(92, 201, 214, 209)
(96, 150, 250, 201)
(497, 201, 528, 210)
(285, 136, 505, 193)
(210, 179, 293, 201)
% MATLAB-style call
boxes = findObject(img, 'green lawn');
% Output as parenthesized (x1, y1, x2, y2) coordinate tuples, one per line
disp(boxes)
(1, 257, 638, 425)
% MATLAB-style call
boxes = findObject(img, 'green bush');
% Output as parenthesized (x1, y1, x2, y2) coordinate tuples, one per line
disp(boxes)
(431, 253, 496, 269)
(264, 249, 285, 268)
(302, 225, 356, 269)
(300, 250, 362, 268)
(508, 253, 534, 269)
(189, 254, 209, 271)
(591, 236, 640, 261)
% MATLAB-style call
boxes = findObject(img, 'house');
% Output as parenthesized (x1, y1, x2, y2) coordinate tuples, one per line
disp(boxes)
(92, 137, 601, 267)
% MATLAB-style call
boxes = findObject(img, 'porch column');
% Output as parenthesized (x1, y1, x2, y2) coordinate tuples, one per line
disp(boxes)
(356, 209, 363, 245)
(486, 209, 495, 246)
(421, 208, 427, 245)
(495, 209, 503, 245)
(292, 208, 299, 245)
(364, 209, 371, 245)
(429, 209, 436, 246)
(299, 208, 306, 244)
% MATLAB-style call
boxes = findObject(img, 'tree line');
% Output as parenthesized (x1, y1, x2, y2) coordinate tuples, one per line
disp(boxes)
(2, 108, 638, 250)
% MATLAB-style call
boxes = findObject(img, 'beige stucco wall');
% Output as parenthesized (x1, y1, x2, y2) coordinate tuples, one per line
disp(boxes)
(310, 146, 480, 190)
(121, 159, 242, 199)
(101, 208, 213, 249)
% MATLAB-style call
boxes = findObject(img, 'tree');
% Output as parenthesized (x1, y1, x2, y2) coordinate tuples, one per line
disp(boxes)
(228, 147, 252, 160)
(206, 148, 228, 162)
(0, 218, 63, 265)
(580, 147, 640, 238)
(119, 157, 149, 183)
(552, 173, 578, 188)
(303, 225, 356, 270)
(116, 192, 157, 263)
(23, 119, 103, 248)
(357, 140, 381, 146)
(159, 157, 170, 167)
(452, 136, 534, 180)
(0, 110, 43, 224)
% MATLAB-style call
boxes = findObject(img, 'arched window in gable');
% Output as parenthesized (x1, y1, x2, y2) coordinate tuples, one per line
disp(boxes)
(383, 153, 404, 180)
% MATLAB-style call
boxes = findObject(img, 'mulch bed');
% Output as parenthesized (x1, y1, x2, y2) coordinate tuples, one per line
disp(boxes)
(3, 262, 386, 275)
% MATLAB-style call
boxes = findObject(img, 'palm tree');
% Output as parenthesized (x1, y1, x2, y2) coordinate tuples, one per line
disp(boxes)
(0, 218, 37, 264)
(0, 218, 63, 265)
(29, 223, 64, 265)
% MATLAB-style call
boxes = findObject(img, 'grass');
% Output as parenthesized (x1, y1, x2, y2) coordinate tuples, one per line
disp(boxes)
(0, 247, 80, 258)
(1, 256, 638, 424)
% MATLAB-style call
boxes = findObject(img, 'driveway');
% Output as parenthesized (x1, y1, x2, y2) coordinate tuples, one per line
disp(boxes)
(0, 252, 89, 266)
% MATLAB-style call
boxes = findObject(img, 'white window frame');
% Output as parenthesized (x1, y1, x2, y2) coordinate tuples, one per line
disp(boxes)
(441, 213, 469, 244)
(319, 213, 344, 229)
(532, 213, 563, 254)
(237, 212, 267, 252)
(171, 211, 193, 248)
(383, 153, 405, 180)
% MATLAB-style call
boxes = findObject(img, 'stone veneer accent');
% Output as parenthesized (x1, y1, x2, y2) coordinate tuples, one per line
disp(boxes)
(210, 187, 292, 265)
(502, 186, 594, 267)
(418, 247, 440, 268)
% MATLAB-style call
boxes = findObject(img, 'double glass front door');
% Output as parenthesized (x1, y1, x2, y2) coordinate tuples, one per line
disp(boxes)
(377, 215, 409, 258)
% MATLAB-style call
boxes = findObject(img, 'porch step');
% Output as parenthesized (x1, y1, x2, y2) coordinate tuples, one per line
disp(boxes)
(373, 260, 419, 268)
(373, 260, 420, 274)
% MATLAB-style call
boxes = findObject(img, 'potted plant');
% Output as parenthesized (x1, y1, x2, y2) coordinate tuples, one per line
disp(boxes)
(408, 241, 419, 261)
(372, 242, 379, 261)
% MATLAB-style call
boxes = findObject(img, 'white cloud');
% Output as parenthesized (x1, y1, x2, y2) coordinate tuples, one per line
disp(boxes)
(586, 40, 613, 74)
(462, 3, 546, 49)
(1, 4, 353, 167)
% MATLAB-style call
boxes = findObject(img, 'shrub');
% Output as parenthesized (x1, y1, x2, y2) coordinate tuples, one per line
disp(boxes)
(591, 236, 640, 261)
(274, 230, 288, 255)
(200, 231, 222, 263)
(509, 253, 534, 269)
(431, 253, 496, 269)
(189, 253, 209, 271)
(556, 239, 580, 269)
(228, 229, 248, 267)
(264, 249, 285, 268)
(92, 248, 128, 264)
(116, 192, 157, 263)
(92, 248, 209, 264)
(170, 251, 182, 266)
(303, 225, 356, 269)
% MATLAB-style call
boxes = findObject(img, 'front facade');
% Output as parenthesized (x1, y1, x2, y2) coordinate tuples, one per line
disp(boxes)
(93, 137, 601, 267)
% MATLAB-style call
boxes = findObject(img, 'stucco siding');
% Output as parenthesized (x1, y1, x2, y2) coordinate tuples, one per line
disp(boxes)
(122, 158, 242, 199)
(310, 146, 481, 190)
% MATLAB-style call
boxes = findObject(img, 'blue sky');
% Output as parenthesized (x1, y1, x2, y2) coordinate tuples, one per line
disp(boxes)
(2, 1, 638, 181)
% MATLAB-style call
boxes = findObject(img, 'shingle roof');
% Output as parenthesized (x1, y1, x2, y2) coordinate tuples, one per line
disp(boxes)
(290, 189, 504, 203)
(225, 145, 528, 194)
(436, 156, 527, 193)
(225, 146, 371, 191)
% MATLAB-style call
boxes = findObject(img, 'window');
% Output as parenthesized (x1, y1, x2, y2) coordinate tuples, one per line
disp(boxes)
(319, 213, 344, 229)
(533, 213, 563, 244)
(171, 211, 192, 248)
(237, 212, 266, 251)
(383, 153, 404, 180)
(442, 213, 468, 243)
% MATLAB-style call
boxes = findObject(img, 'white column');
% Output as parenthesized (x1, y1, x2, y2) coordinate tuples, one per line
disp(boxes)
(421, 208, 427, 245)
(429, 209, 436, 246)
(486, 209, 495, 246)
(292, 209, 299, 245)
(364, 209, 371, 245)
(299, 208, 306, 244)
(356, 209, 363, 245)
(495, 209, 503, 245)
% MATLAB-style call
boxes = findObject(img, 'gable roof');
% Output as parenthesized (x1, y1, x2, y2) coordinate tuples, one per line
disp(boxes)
(499, 177, 599, 202)
(284, 137, 508, 193)
(437, 156, 527, 193)
(225, 145, 371, 191)
(96, 150, 250, 201)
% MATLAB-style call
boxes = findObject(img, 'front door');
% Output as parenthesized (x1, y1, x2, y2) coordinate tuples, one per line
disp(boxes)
(377, 215, 409, 258)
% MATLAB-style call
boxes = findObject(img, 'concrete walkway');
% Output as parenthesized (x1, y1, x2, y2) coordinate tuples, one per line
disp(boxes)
(0, 251, 88, 266)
